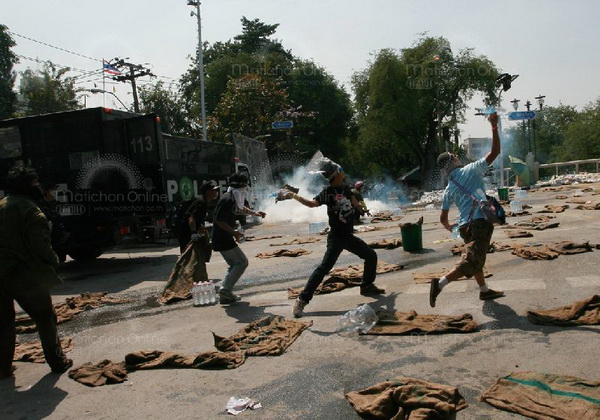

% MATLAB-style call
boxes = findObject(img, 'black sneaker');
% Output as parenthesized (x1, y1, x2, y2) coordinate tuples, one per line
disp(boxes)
(360, 284, 386, 296)
(219, 290, 242, 304)
(480, 289, 505, 300)
(429, 278, 441, 308)
(51, 358, 73, 374)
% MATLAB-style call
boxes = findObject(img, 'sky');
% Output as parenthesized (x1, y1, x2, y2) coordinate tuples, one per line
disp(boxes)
(3, 0, 600, 139)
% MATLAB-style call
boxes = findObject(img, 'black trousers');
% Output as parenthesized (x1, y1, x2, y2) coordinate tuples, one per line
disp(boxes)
(299, 233, 377, 303)
(0, 281, 69, 374)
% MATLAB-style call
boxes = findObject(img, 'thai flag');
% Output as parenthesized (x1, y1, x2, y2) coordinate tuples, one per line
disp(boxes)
(103, 60, 121, 75)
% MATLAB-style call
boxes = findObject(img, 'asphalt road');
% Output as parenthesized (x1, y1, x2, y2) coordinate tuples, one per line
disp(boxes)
(1, 184, 599, 419)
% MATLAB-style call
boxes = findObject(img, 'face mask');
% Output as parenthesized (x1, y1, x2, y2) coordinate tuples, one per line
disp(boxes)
(232, 187, 247, 209)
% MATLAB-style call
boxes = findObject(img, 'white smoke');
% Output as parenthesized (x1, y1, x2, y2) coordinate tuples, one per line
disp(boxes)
(254, 151, 407, 224)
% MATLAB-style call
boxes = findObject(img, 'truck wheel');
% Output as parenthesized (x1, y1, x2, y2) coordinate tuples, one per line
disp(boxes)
(68, 247, 103, 262)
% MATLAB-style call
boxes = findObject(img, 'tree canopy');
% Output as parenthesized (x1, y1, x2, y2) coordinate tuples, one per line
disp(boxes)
(0, 25, 18, 120)
(347, 35, 500, 184)
(18, 62, 81, 116)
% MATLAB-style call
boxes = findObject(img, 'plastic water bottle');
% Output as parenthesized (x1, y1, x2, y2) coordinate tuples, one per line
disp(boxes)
(192, 283, 201, 306)
(236, 221, 246, 243)
(336, 304, 379, 337)
(198, 282, 207, 306)
(208, 283, 217, 305)
(452, 225, 460, 239)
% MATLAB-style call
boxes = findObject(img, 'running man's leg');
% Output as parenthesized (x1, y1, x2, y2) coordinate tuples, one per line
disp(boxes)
(299, 235, 344, 303)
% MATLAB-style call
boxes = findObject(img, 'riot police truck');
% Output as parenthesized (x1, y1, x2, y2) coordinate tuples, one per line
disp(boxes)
(0, 107, 250, 261)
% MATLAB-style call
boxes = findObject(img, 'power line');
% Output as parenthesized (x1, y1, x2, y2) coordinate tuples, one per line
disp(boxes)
(10, 30, 181, 84)
(8, 30, 99, 62)
(16, 54, 100, 77)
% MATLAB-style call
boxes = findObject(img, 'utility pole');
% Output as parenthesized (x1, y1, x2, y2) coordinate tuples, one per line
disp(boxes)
(188, 0, 208, 141)
(111, 58, 153, 113)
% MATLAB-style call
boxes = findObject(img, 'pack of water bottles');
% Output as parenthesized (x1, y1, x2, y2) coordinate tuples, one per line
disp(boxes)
(192, 282, 218, 306)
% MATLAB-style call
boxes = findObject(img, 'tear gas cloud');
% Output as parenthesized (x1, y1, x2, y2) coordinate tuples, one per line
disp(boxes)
(254, 152, 413, 224)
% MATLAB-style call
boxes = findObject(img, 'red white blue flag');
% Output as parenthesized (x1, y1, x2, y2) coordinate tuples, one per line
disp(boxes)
(103, 60, 121, 75)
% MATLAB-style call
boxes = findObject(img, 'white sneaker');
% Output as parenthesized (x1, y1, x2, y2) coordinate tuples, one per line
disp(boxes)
(293, 299, 307, 318)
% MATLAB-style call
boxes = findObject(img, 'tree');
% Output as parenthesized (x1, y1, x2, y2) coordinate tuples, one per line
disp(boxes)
(180, 17, 294, 125)
(349, 36, 500, 186)
(285, 60, 353, 160)
(535, 104, 578, 163)
(557, 99, 600, 161)
(0, 25, 18, 120)
(19, 62, 81, 116)
(208, 73, 289, 142)
(138, 81, 190, 136)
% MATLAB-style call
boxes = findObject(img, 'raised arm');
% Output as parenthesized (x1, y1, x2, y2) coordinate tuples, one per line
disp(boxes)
(485, 112, 501, 165)
(282, 190, 319, 207)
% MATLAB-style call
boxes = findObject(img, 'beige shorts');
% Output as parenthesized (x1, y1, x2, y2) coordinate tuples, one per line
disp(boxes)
(456, 219, 494, 278)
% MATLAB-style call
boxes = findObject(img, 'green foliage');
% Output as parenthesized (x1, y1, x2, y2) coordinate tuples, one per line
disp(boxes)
(348, 36, 500, 185)
(18, 62, 81, 116)
(179, 17, 352, 158)
(208, 73, 290, 141)
(0, 25, 18, 120)
(558, 99, 600, 161)
(138, 81, 190, 137)
(503, 104, 580, 164)
(285, 60, 353, 159)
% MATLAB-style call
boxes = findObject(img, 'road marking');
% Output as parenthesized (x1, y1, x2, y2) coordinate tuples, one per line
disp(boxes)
(487, 279, 546, 290)
(565, 276, 600, 288)
(405, 282, 469, 294)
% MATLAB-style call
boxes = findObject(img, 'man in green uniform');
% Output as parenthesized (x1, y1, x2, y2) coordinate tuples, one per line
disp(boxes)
(0, 167, 72, 379)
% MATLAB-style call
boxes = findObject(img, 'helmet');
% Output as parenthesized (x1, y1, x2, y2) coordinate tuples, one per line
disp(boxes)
(355, 181, 365, 192)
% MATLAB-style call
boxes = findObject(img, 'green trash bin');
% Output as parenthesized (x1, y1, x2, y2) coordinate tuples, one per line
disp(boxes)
(497, 187, 509, 201)
(400, 223, 423, 252)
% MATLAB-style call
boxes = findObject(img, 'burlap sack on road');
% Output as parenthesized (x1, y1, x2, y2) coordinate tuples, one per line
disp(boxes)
(515, 219, 560, 230)
(413, 269, 492, 284)
(481, 371, 600, 420)
(527, 294, 599, 326)
(368, 311, 478, 335)
(16, 292, 131, 334)
(370, 210, 393, 222)
(245, 234, 283, 241)
(68, 360, 128, 387)
(256, 248, 312, 259)
(213, 315, 312, 356)
(537, 204, 569, 213)
(368, 238, 403, 249)
(575, 202, 600, 210)
(270, 236, 321, 246)
(346, 377, 468, 420)
(512, 241, 593, 261)
(159, 242, 208, 304)
(506, 210, 531, 217)
(451, 242, 512, 255)
(14, 338, 73, 363)
(546, 241, 593, 255)
(125, 348, 246, 370)
(287, 262, 405, 299)
(505, 230, 534, 239)
(512, 244, 559, 260)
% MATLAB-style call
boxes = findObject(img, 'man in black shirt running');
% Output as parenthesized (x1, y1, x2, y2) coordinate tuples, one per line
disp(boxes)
(281, 158, 385, 318)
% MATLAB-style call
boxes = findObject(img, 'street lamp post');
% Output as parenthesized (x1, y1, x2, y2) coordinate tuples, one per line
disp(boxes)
(188, 0, 208, 141)
(533, 95, 545, 162)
